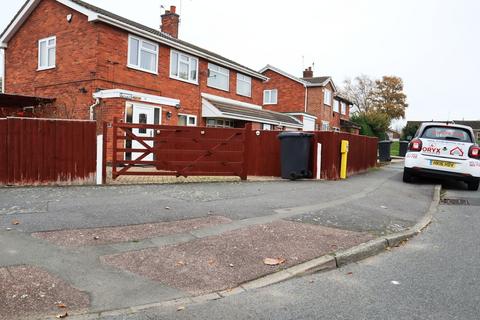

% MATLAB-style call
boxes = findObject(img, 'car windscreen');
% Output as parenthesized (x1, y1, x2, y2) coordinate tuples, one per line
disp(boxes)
(421, 126, 473, 143)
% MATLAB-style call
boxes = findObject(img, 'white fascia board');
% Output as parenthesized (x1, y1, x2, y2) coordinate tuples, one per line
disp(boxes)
(56, 0, 99, 21)
(285, 112, 318, 120)
(0, 0, 99, 45)
(0, 0, 40, 45)
(95, 15, 267, 81)
(259, 64, 307, 87)
(93, 89, 179, 106)
(201, 98, 302, 128)
(201, 92, 263, 110)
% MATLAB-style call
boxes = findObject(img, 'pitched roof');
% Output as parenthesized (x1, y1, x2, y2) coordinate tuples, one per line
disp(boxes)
(1, 0, 267, 80)
(260, 65, 336, 90)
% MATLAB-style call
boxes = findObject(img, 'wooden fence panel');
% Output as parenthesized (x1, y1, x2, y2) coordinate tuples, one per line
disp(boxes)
(245, 130, 282, 177)
(0, 117, 96, 185)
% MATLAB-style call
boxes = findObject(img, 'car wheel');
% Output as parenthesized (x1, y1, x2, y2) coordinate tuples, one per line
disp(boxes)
(403, 169, 413, 183)
(467, 179, 479, 191)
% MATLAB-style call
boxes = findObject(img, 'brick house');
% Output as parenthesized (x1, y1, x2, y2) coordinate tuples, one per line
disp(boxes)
(0, 0, 302, 134)
(260, 65, 359, 133)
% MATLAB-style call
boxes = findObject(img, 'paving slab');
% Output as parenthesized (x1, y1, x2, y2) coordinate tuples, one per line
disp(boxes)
(31, 216, 231, 247)
(0, 265, 89, 320)
(101, 220, 373, 295)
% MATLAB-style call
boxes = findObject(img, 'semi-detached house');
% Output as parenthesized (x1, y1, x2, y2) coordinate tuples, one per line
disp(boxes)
(0, 0, 303, 134)
(260, 65, 360, 134)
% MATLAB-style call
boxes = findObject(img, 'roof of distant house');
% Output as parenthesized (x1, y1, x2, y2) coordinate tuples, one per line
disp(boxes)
(260, 65, 336, 89)
(0, 0, 267, 80)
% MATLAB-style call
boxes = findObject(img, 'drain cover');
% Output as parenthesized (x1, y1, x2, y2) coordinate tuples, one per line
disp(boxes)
(442, 198, 470, 205)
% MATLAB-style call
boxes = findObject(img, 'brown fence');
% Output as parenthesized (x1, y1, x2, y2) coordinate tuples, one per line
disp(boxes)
(107, 118, 377, 181)
(312, 132, 378, 180)
(0, 117, 97, 185)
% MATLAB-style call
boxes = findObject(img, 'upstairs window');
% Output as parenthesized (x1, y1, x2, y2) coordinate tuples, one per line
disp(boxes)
(128, 35, 158, 74)
(208, 63, 230, 91)
(38, 36, 56, 70)
(324, 89, 332, 106)
(236, 74, 252, 97)
(341, 102, 347, 115)
(333, 100, 340, 113)
(263, 89, 278, 105)
(170, 50, 198, 84)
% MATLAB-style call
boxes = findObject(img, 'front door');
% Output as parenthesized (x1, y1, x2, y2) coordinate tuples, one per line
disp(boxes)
(127, 103, 161, 161)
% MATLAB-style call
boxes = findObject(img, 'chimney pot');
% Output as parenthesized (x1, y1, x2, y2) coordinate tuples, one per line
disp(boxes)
(170, 5, 176, 13)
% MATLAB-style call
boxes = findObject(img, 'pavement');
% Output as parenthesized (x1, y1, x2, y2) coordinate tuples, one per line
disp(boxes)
(0, 162, 437, 319)
(102, 177, 480, 320)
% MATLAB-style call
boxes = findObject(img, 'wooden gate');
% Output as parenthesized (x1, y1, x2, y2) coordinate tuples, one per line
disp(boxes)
(108, 118, 250, 180)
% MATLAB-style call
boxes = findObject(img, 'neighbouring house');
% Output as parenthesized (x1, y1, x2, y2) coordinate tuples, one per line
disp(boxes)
(260, 65, 359, 134)
(386, 128, 401, 141)
(0, 0, 303, 134)
(406, 120, 480, 142)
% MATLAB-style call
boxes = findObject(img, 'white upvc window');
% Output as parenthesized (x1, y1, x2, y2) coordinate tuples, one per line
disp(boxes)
(263, 89, 278, 105)
(321, 121, 330, 131)
(236, 74, 252, 97)
(206, 118, 235, 128)
(262, 123, 272, 131)
(207, 63, 230, 91)
(128, 35, 159, 74)
(341, 102, 347, 115)
(38, 36, 56, 70)
(178, 114, 197, 126)
(170, 50, 198, 84)
(324, 89, 332, 106)
(333, 100, 340, 113)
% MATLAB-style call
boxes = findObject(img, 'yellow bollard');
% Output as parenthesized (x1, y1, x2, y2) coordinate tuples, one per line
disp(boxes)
(340, 140, 349, 179)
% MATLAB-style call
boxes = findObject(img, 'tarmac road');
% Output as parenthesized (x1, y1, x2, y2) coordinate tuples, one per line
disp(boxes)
(97, 178, 480, 320)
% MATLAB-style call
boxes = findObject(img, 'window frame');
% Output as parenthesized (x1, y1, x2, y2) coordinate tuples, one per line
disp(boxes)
(323, 89, 332, 106)
(178, 113, 197, 127)
(170, 50, 199, 85)
(262, 123, 272, 131)
(341, 102, 347, 115)
(321, 121, 330, 131)
(38, 36, 56, 71)
(127, 35, 159, 75)
(263, 89, 278, 105)
(333, 100, 340, 113)
(207, 63, 230, 92)
(236, 73, 252, 97)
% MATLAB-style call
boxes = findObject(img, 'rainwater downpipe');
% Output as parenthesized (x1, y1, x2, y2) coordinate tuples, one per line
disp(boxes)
(89, 98, 100, 120)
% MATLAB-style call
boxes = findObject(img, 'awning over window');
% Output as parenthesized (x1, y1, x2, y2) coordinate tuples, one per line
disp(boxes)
(202, 93, 303, 129)
(0, 93, 55, 108)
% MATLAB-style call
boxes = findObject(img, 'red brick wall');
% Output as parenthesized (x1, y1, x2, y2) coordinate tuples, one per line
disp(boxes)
(306, 82, 337, 130)
(4, 0, 264, 125)
(4, 0, 99, 119)
(261, 69, 305, 113)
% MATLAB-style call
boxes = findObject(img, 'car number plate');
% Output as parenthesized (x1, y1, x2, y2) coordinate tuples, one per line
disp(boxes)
(431, 160, 456, 168)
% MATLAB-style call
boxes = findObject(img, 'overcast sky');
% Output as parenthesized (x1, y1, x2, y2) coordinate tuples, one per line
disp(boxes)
(1, 0, 479, 124)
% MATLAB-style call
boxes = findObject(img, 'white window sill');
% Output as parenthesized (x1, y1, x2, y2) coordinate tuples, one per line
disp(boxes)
(37, 66, 56, 71)
(127, 64, 158, 75)
(263, 102, 277, 105)
(207, 84, 230, 92)
(169, 75, 199, 86)
(237, 92, 252, 98)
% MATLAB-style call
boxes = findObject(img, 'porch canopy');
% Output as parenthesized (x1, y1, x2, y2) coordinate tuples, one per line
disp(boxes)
(201, 93, 303, 129)
(0, 93, 55, 108)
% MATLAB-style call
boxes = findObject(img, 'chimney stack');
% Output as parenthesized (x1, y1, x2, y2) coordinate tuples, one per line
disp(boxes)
(161, 5, 180, 38)
(303, 66, 313, 78)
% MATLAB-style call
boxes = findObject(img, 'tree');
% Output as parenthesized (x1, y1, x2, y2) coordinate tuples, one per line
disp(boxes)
(401, 122, 419, 141)
(341, 75, 376, 114)
(372, 76, 408, 120)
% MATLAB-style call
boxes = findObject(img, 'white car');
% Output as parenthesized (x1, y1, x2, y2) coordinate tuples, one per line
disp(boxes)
(403, 122, 480, 191)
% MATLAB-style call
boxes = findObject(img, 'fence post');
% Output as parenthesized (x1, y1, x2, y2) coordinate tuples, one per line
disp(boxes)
(112, 117, 119, 180)
(102, 121, 108, 184)
(241, 123, 253, 180)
